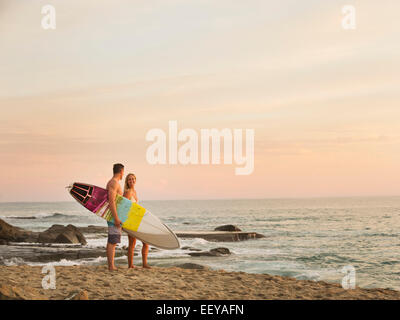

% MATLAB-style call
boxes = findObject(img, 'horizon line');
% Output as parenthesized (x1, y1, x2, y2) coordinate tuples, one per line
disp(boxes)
(1, 194, 400, 204)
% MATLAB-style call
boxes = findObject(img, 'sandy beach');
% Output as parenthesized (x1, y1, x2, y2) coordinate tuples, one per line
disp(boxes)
(1, 265, 400, 300)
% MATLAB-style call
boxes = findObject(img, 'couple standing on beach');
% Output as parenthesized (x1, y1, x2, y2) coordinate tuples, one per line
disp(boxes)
(106, 163, 151, 271)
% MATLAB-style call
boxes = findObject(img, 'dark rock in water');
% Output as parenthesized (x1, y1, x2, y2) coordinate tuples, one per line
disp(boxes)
(0, 219, 37, 243)
(214, 225, 242, 232)
(187, 251, 216, 257)
(38, 224, 65, 242)
(38, 224, 86, 245)
(176, 263, 209, 270)
(181, 246, 202, 252)
(78, 225, 108, 234)
(68, 225, 87, 245)
(210, 247, 231, 255)
(0, 219, 87, 245)
(0, 239, 8, 245)
(188, 247, 231, 257)
(54, 231, 79, 244)
(176, 231, 265, 242)
(11, 216, 37, 220)
(0, 243, 126, 264)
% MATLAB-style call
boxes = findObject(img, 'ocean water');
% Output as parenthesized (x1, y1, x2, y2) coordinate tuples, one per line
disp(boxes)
(0, 197, 399, 291)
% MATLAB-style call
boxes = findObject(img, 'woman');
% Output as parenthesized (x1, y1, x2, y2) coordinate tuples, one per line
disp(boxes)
(123, 173, 151, 269)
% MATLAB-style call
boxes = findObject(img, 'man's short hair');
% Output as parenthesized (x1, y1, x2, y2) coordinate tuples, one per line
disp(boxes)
(113, 163, 124, 174)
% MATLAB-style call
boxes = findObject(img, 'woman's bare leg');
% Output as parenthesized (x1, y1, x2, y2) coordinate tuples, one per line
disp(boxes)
(142, 242, 151, 268)
(128, 236, 136, 268)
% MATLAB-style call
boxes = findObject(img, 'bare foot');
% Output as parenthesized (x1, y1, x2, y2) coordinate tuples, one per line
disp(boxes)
(142, 265, 152, 269)
(128, 265, 136, 269)
(108, 266, 118, 271)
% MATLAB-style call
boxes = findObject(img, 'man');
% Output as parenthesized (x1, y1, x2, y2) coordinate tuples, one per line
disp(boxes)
(106, 163, 124, 271)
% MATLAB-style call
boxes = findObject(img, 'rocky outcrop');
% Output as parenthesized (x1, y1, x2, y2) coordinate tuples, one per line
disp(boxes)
(181, 246, 202, 252)
(210, 247, 230, 255)
(188, 247, 231, 257)
(214, 225, 242, 232)
(0, 219, 87, 245)
(0, 244, 126, 264)
(0, 219, 37, 243)
(78, 225, 108, 234)
(176, 231, 265, 242)
(38, 224, 87, 245)
(176, 263, 209, 270)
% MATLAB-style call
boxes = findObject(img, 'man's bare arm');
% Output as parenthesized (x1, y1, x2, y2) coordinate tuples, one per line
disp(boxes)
(108, 181, 121, 227)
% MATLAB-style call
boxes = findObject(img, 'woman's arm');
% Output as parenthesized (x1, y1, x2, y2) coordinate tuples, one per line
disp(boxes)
(123, 189, 132, 199)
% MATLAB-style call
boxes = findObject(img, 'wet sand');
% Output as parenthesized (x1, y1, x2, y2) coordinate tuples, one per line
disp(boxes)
(1, 265, 399, 300)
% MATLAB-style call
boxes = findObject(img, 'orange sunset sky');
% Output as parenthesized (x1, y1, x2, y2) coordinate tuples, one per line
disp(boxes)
(1, 0, 400, 202)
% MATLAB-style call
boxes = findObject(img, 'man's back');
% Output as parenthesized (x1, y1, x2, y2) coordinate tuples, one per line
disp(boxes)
(106, 178, 122, 227)
(106, 178, 122, 196)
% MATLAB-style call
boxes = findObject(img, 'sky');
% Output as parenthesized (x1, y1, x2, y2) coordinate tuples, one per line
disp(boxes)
(1, 0, 400, 201)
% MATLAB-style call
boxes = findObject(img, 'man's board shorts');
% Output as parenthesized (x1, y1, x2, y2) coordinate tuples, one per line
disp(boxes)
(107, 221, 122, 244)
